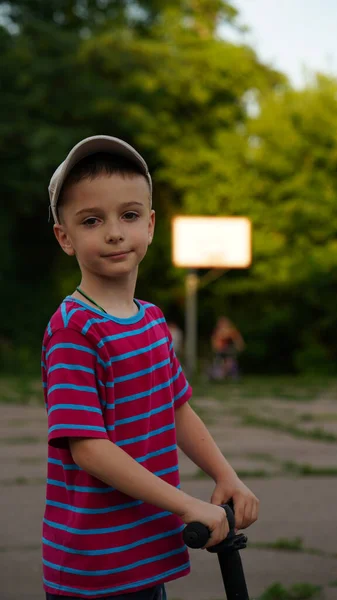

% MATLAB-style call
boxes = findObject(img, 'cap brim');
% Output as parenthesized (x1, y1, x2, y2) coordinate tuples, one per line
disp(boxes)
(49, 135, 152, 223)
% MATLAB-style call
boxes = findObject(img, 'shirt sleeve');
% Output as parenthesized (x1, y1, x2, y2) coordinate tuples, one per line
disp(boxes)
(45, 327, 110, 448)
(166, 325, 192, 410)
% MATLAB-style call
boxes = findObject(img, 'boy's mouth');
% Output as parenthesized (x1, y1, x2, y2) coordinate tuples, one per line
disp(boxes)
(102, 251, 131, 258)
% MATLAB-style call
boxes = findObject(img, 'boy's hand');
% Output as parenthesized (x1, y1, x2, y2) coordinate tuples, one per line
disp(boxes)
(210, 477, 259, 530)
(181, 498, 230, 549)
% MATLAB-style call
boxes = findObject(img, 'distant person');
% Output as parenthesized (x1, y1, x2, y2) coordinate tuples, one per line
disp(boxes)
(211, 317, 245, 381)
(167, 321, 183, 358)
(41, 135, 258, 600)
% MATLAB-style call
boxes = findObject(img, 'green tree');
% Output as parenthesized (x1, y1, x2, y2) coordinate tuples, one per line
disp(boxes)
(243, 75, 337, 372)
(198, 75, 337, 372)
(79, 3, 282, 302)
(9, 1, 336, 375)
(1, 0, 282, 372)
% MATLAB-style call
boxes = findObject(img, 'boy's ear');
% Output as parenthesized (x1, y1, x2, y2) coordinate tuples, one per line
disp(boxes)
(148, 209, 155, 244)
(53, 224, 75, 256)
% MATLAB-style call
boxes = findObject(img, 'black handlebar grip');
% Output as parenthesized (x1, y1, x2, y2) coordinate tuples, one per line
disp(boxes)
(183, 504, 235, 549)
(183, 521, 210, 549)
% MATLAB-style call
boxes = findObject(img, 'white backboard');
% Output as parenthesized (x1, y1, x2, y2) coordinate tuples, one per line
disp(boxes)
(172, 216, 252, 268)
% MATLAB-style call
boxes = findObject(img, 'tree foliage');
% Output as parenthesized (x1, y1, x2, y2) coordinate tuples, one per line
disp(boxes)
(1, 0, 337, 374)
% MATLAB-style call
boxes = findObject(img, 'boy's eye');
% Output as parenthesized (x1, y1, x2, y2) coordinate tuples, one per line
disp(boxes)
(83, 217, 99, 226)
(123, 212, 139, 221)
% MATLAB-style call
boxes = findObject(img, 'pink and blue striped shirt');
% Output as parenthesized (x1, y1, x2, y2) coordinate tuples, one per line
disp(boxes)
(41, 296, 191, 598)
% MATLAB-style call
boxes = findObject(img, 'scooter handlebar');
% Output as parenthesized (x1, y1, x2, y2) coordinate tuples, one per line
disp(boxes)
(183, 520, 210, 549)
(183, 503, 236, 550)
(182, 503, 250, 600)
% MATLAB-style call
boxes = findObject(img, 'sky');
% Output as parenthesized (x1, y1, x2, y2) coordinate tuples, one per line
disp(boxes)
(222, 0, 337, 87)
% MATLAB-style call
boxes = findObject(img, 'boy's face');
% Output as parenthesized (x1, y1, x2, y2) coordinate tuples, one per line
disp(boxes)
(53, 173, 155, 282)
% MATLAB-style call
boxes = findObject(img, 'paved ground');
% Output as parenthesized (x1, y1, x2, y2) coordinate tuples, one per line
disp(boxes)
(1, 386, 337, 600)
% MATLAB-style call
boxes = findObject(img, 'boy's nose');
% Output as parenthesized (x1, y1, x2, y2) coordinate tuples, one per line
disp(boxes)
(104, 222, 124, 243)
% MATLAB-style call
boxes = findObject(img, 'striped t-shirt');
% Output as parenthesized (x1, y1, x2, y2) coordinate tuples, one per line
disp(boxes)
(41, 296, 192, 598)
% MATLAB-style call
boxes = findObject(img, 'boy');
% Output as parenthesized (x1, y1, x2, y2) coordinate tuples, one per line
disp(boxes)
(42, 135, 259, 600)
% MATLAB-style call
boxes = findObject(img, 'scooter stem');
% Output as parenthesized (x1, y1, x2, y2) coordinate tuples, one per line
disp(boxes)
(183, 503, 250, 600)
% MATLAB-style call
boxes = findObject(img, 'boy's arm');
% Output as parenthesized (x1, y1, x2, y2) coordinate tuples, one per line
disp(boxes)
(174, 402, 259, 529)
(69, 437, 229, 548)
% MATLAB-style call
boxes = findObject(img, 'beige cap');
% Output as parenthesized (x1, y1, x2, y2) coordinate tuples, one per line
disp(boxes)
(48, 135, 152, 223)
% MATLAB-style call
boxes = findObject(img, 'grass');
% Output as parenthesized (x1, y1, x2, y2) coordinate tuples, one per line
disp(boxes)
(187, 467, 271, 480)
(2, 373, 337, 407)
(6, 417, 46, 427)
(251, 537, 337, 560)
(191, 375, 337, 403)
(259, 537, 304, 552)
(18, 456, 44, 464)
(0, 376, 43, 405)
(243, 453, 337, 478)
(0, 543, 41, 553)
(283, 461, 337, 476)
(299, 412, 337, 422)
(259, 582, 322, 600)
(0, 435, 43, 445)
(183, 457, 337, 481)
(1, 372, 337, 404)
(7, 418, 35, 427)
(1, 476, 45, 486)
(241, 414, 337, 443)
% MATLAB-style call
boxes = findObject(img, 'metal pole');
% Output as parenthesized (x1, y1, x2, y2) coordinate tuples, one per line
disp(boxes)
(185, 269, 198, 378)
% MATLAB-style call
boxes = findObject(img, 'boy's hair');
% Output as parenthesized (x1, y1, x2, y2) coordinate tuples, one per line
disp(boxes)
(57, 152, 151, 221)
